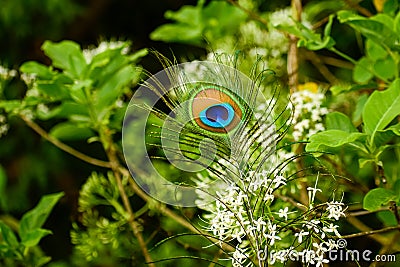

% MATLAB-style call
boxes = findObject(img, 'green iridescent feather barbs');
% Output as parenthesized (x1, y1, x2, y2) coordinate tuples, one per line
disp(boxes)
(122, 53, 292, 206)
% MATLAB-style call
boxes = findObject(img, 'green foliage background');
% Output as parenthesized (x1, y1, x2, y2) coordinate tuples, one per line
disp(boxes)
(0, 0, 400, 266)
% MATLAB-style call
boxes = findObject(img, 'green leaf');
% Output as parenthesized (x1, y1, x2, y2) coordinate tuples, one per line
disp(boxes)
(353, 57, 374, 83)
(49, 122, 95, 141)
(363, 79, 400, 139)
(20, 61, 54, 79)
(384, 0, 399, 16)
(377, 210, 398, 226)
(150, 1, 246, 46)
(202, 1, 246, 40)
(150, 24, 203, 46)
(366, 39, 388, 61)
(330, 83, 377, 95)
(0, 100, 22, 113)
(373, 57, 397, 80)
(19, 192, 64, 246)
(69, 79, 91, 104)
(128, 48, 148, 63)
(352, 94, 369, 124)
(363, 188, 397, 211)
(395, 11, 400, 34)
(20, 229, 52, 247)
(337, 11, 399, 50)
(36, 74, 73, 100)
(0, 221, 19, 248)
(281, 15, 335, 50)
(150, 3, 204, 45)
(386, 122, 400, 136)
(42, 40, 87, 79)
(36, 101, 89, 120)
(372, 13, 394, 30)
(305, 0, 345, 22)
(373, 130, 398, 148)
(305, 130, 366, 153)
(0, 165, 7, 210)
(359, 158, 375, 169)
(394, 180, 400, 195)
(96, 64, 136, 111)
(326, 112, 357, 132)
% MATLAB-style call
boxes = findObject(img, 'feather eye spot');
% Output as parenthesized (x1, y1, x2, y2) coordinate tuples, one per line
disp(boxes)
(199, 103, 234, 128)
(191, 87, 243, 133)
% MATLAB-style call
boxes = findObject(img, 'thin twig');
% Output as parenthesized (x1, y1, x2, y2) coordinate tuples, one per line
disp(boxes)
(21, 115, 233, 258)
(102, 129, 155, 267)
(302, 51, 339, 84)
(288, 0, 302, 93)
(344, 0, 373, 17)
(372, 232, 400, 267)
(345, 216, 400, 251)
(119, 165, 235, 252)
(346, 207, 399, 217)
(338, 225, 400, 239)
(316, 54, 354, 69)
(389, 201, 400, 227)
(225, 0, 268, 26)
(275, 193, 307, 211)
(21, 116, 111, 168)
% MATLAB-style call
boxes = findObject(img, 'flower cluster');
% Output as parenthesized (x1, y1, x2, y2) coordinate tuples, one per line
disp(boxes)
(0, 114, 9, 138)
(197, 163, 346, 266)
(289, 83, 328, 140)
(0, 65, 17, 81)
(83, 41, 129, 63)
(205, 8, 295, 76)
(0, 65, 16, 138)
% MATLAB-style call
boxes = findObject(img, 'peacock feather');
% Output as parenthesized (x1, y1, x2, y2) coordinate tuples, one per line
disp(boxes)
(122, 53, 292, 207)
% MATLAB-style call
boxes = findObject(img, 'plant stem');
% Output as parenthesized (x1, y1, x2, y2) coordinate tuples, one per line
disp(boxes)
(344, 0, 373, 17)
(329, 47, 358, 65)
(21, 114, 233, 253)
(225, 0, 268, 26)
(345, 216, 400, 251)
(288, 0, 302, 93)
(119, 166, 235, 252)
(302, 51, 339, 84)
(100, 128, 155, 267)
(21, 116, 111, 168)
(337, 225, 400, 239)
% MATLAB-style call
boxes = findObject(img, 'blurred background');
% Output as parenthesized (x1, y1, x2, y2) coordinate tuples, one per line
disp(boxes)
(1, 0, 398, 266)
(0, 0, 205, 263)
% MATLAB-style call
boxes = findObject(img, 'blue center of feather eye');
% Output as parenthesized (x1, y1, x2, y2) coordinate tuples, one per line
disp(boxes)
(199, 103, 235, 128)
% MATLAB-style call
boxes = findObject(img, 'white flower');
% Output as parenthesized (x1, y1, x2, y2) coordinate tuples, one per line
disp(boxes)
(264, 222, 281, 245)
(323, 239, 338, 250)
(0, 65, 17, 80)
(290, 88, 327, 140)
(0, 115, 6, 124)
(326, 201, 346, 221)
(83, 41, 129, 63)
(273, 175, 287, 189)
(313, 242, 328, 255)
(315, 254, 329, 267)
(323, 223, 341, 237)
(0, 114, 9, 138)
(307, 186, 322, 205)
(0, 124, 9, 138)
(267, 232, 282, 246)
(253, 217, 267, 232)
(278, 207, 289, 221)
(21, 73, 36, 85)
(294, 230, 310, 243)
(231, 246, 248, 266)
(37, 103, 49, 114)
